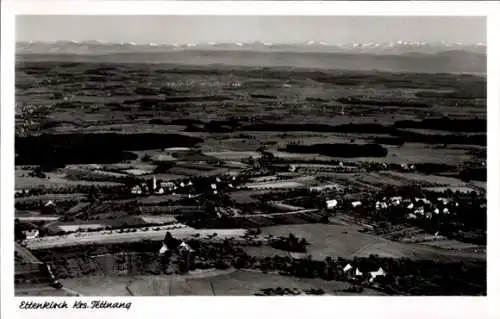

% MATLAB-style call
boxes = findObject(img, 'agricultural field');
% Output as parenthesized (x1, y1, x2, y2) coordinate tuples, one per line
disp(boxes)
(59, 270, 384, 296)
(260, 224, 484, 262)
(15, 48, 487, 297)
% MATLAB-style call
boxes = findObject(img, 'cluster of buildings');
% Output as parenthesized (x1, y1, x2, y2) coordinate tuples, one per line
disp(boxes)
(321, 192, 465, 225)
(374, 196, 455, 220)
(130, 175, 238, 196)
(339, 195, 458, 221)
(342, 263, 387, 284)
(158, 241, 194, 255)
(130, 176, 192, 195)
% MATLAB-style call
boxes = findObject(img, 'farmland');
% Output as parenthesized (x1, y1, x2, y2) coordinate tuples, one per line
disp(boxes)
(15, 55, 486, 296)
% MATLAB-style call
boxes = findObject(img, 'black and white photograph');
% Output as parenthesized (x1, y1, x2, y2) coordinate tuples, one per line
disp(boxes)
(9, 13, 490, 299)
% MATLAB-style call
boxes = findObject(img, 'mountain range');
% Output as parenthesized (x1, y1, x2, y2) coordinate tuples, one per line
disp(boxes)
(17, 40, 486, 55)
(16, 40, 486, 74)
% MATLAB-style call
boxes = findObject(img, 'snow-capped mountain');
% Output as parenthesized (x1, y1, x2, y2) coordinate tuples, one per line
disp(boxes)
(15, 40, 486, 74)
(16, 40, 486, 55)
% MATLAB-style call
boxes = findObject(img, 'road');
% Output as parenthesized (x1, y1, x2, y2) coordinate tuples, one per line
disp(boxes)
(17, 216, 60, 222)
(234, 209, 319, 218)
(15, 242, 42, 264)
(26, 226, 247, 250)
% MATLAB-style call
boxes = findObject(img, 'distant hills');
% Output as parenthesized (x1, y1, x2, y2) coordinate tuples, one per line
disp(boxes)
(16, 41, 486, 74)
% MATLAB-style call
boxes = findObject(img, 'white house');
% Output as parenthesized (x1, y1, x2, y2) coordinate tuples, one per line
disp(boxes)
(131, 185, 142, 195)
(369, 267, 386, 283)
(159, 244, 169, 255)
(326, 199, 338, 209)
(351, 201, 362, 208)
(45, 200, 55, 207)
(23, 229, 39, 240)
(390, 196, 402, 206)
(355, 268, 363, 277)
(179, 241, 194, 252)
(160, 181, 175, 189)
(376, 201, 389, 210)
(211, 184, 217, 190)
(343, 264, 353, 272)
(437, 197, 450, 205)
(414, 207, 425, 215)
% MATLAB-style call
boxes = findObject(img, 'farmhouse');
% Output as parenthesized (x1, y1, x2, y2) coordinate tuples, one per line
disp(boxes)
(351, 201, 362, 208)
(23, 230, 39, 240)
(326, 199, 338, 209)
(369, 267, 386, 283)
(343, 264, 353, 273)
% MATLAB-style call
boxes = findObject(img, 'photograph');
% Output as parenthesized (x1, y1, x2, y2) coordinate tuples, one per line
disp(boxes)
(13, 15, 487, 297)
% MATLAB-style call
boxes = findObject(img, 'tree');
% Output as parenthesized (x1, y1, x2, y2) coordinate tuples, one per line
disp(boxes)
(15, 219, 26, 241)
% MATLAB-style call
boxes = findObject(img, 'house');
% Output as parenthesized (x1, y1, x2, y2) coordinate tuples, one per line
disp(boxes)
(351, 201, 362, 208)
(414, 207, 425, 215)
(179, 241, 194, 252)
(369, 267, 386, 283)
(407, 203, 414, 210)
(23, 229, 39, 240)
(343, 264, 353, 273)
(407, 213, 417, 219)
(376, 201, 388, 210)
(355, 268, 363, 277)
(425, 212, 433, 219)
(160, 181, 175, 189)
(211, 184, 217, 190)
(310, 184, 340, 192)
(131, 185, 142, 195)
(45, 200, 55, 207)
(159, 244, 169, 255)
(390, 196, 402, 206)
(155, 188, 165, 195)
(443, 208, 450, 214)
(326, 199, 338, 209)
(434, 208, 440, 215)
(437, 197, 450, 205)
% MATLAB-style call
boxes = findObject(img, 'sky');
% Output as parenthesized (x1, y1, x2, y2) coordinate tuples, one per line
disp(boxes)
(16, 16, 486, 44)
